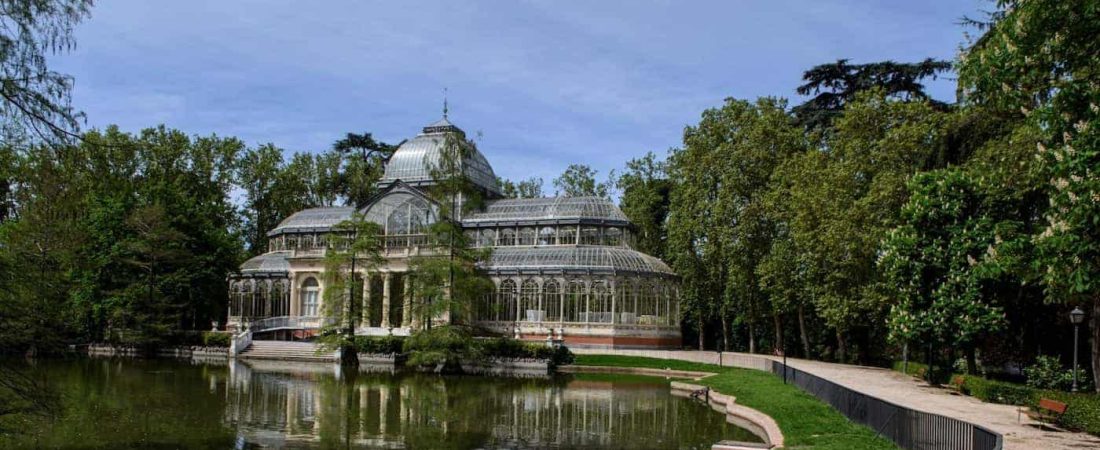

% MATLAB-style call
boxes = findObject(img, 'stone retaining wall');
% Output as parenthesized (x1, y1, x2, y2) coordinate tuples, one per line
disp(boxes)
(84, 344, 229, 360)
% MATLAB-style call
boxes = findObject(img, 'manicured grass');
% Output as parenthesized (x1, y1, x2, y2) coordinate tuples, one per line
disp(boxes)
(574, 355, 898, 450)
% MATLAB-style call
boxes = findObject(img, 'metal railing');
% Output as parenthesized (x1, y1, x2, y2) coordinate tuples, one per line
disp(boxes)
(771, 361, 1002, 450)
(248, 315, 333, 333)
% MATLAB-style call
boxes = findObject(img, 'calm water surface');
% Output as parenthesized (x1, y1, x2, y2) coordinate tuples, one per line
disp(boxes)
(5, 358, 761, 449)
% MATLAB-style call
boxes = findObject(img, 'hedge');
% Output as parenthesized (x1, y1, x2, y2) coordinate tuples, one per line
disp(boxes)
(201, 331, 231, 347)
(959, 375, 1100, 435)
(351, 335, 405, 355)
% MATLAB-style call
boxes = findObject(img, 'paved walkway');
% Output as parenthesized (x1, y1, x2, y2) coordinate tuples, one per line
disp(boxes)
(572, 349, 1100, 450)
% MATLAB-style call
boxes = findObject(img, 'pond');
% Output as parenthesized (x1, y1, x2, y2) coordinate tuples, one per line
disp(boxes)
(2, 358, 763, 449)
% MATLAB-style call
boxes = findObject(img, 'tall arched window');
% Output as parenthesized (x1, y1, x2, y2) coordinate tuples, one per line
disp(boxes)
(300, 277, 320, 317)
(590, 281, 612, 323)
(638, 281, 657, 325)
(497, 279, 517, 322)
(520, 279, 540, 322)
(564, 279, 586, 323)
(543, 279, 561, 322)
(498, 228, 516, 246)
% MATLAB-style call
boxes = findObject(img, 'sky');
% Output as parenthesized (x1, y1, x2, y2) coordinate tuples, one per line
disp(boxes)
(54, 0, 987, 190)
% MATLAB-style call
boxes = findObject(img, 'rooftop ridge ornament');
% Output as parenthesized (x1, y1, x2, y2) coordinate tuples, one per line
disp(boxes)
(443, 87, 449, 119)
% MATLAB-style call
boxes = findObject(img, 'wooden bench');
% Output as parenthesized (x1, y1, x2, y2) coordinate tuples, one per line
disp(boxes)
(948, 375, 966, 392)
(1018, 398, 1068, 428)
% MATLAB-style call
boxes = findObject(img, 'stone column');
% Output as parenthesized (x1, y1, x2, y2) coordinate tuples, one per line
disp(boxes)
(289, 273, 299, 317)
(402, 274, 412, 328)
(360, 272, 372, 328)
(381, 272, 392, 328)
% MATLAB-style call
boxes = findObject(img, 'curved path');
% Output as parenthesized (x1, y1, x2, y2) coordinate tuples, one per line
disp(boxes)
(572, 349, 1100, 450)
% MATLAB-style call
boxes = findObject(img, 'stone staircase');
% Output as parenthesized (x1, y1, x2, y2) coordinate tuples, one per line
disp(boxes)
(238, 340, 335, 362)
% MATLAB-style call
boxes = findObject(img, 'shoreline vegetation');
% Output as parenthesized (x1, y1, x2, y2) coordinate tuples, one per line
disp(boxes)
(573, 355, 898, 450)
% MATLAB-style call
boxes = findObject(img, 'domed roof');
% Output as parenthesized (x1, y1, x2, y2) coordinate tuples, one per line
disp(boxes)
(267, 207, 355, 236)
(239, 251, 291, 275)
(485, 247, 675, 276)
(380, 118, 500, 195)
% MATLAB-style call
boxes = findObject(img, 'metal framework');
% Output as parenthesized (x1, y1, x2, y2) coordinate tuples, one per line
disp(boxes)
(379, 118, 500, 195)
(464, 196, 631, 225)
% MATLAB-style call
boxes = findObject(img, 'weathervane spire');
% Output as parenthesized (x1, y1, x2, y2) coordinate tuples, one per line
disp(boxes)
(443, 87, 449, 119)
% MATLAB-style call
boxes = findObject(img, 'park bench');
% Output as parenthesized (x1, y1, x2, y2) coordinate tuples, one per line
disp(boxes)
(948, 375, 966, 392)
(1018, 398, 1068, 428)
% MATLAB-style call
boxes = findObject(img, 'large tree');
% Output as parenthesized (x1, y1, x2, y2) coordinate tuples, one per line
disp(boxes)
(615, 151, 671, 259)
(959, 0, 1100, 391)
(792, 58, 952, 130)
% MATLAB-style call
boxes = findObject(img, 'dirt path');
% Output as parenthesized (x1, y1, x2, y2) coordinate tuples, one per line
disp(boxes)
(573, 349, 1100, 449)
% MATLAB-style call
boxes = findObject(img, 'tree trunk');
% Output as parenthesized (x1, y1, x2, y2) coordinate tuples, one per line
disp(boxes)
(697, 311, 705, 351)
(1092, 296, 1100, 393)
(720, 312, 730, 352)
(798, 305, 811, 358)
(748, 318, 756, 354)
(835, 330, 847, 363)
(966, 346, 978, 375)
(773, 312, 783, 355)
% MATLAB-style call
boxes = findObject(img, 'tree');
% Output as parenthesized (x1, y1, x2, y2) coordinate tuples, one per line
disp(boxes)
(552, 164, 611, 198)
(792, 58, 952, 130)
(498, 176, 544, 199)
(319, 212, 384, 365)
(959, 0, 1100, 391)
(409, 131, 494, 329)
(880, 169, 1018, 376)
(119, 204, 188, 344)
(615, 152, 671, 258)
(0, 0, 92, 144)
(332, 132, 394, 207)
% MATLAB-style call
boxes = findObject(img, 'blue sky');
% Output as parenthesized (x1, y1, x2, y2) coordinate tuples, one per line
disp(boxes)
(55, 0, 985, 190)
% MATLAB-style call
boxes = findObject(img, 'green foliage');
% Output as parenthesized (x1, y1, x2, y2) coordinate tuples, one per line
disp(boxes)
(960, 0, 1100, 391)
(473, 337, 575, 367)
(403, 325, 476, 369)
(792, 58, 951, 130)
(351, 335, 405, 355)
(615, 151, 671, 259)
(1024, 355, 1089, 392)
(552, 164, 611, 198)
(0, 0, 93, 144)
(321, 213, 384, 338)
(200, 331, 230, 348)
(497, 177, 544, 199)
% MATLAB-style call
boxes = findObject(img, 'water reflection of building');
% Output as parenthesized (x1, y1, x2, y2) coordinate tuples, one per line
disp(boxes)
(220, 361, 741, 448)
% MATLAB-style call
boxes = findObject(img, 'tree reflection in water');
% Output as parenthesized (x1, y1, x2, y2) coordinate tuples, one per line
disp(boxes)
(225, 360, 761, 449)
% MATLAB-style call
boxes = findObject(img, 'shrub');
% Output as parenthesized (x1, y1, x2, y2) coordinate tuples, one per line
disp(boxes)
(1043, 391, 1100, 436)
(353, 335, 405, 355)
(473, 338, 575, 367)
(201, 331, 230, 347)
(404, 326, 476, 369)
(960, 375, 1035, 405)
(1024, 355, 1086, 392)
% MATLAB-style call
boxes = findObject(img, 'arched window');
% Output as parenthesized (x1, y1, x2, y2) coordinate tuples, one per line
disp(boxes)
(520, 279, 540, 322)
(479, 229, 496, 247)
(638, 281, 657, 325)
(538, 227, 555, 246)
(590, 281, 612, 323)
(386, 197, 433, 235)
(564, 279, 586, 323)
(387, 206, 410, 235)
(300, 277, 320, 317)
(273, 279, 289, 317)
(580, 227, 600, 245)
(542, 279, 561, 322)
(498, 228, 516, 246)
(605, 228, 623, 246)
(518, 227, 536, 246)
(497, 279, 517, 322)
(557, 226, 577, 245)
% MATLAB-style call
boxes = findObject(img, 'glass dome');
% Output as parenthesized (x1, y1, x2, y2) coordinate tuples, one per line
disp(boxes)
(380, 118, 500, 195)
(485, 247, 675, 276)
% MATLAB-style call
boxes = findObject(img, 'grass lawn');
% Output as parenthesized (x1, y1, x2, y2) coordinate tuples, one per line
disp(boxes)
(573, 355, 898, 450)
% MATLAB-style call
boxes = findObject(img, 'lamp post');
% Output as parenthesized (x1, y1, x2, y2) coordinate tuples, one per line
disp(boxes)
(1070, 307, 1085, 392)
